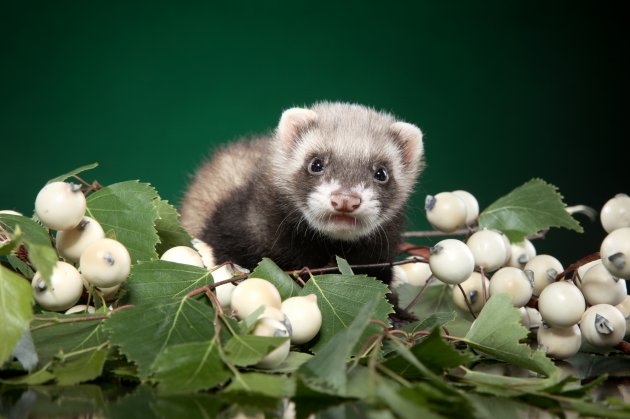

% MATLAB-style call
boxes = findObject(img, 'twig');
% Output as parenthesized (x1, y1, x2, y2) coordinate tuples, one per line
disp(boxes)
(456, 283, 477, 319)
(403, 275, 434, 312)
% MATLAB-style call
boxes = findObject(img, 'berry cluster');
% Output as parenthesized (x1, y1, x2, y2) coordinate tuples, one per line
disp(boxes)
(157, 244, 323, 369)
(30, 182, 131, 313)
(395, 191, 630, 359)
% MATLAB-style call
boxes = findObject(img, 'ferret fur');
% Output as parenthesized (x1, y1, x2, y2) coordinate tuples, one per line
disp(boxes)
(180, 102, 424, 316)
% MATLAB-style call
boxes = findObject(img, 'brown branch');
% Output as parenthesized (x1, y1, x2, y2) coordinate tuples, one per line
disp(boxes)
(403, 275, 434, 312)
(456, 283, 477, 319)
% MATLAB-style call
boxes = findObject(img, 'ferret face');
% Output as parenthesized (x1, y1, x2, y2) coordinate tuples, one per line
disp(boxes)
(272, 102, 424, 241)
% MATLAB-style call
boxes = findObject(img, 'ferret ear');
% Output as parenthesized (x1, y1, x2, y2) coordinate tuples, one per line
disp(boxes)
(277, 108, 318, 147)
(390, 121, 424, 166)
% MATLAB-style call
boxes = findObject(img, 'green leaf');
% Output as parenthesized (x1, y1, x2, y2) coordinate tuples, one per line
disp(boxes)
(154, 199, 192, 255)
(402, 311, 457, 335)
(47, 162, 99, 184)
(224, 372, 295, 398)
(250, 258, 302, 299)
(478, 178, 583, 242)
(384, 328, 475, 378)
(336, 256, 354, 276)
(85, 180, 160, 262)
(302, 274, 393, 354)
(0, 214, 57, 279)
(151, 341, 231, 394)
(124, 260, 213, 305)
(0, 265, 34, 366)
(376, 383, 445, 419)
(0, 365, 55, 385)
(104, 298, 215, 378)
(31, 314, 107, 365)
(223, 334, 288, 367)
(463, 294, 557, 376)
(52, 349, 107, 385)
(297, 298, 378, 396)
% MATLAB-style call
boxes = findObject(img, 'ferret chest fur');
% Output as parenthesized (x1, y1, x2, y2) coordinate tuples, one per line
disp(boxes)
(180, 102, 424, 282)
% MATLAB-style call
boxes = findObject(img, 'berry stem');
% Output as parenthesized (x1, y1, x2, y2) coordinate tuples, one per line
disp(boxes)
(456, 283, 477, 319)
(403, 275, 434, 312)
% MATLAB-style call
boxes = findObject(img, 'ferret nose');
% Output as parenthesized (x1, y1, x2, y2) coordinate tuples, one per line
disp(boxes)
(330, 193, 361, 213)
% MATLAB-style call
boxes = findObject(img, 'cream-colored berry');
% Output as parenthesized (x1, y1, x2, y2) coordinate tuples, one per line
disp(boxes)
(600, 193, 630, 233)
(56, 217, 105, 262)
(452, 190, 479, 226)
(581, 261, 627, 306)
(393, 259, 432, 288)
(507, 239, 537, 269)
(466, 229, 510, 272)
(425, 192, 467, 233)
(160, 246, 205, 268)
(281, 294, 322, 344)
(211, 263, 247, 308)
(580, 304, 627, 347)
(600, 227, 630, 279)
(523, 254, 564, 297)
(537, 325, 581, 360)
(538, 281, 585, 327)
(32, 261, 84, 311)
(452, 272, 489, 314)
(575, 259, 601, 288)
(252, 317, 290, 369)
(230, 278, 282, 320)
(488, 267, 533, 307)
(80, 238, 131, 288)
(35, 182, 86, 231)
(429, 239, 475, 285)
(519, 307, 543, 329)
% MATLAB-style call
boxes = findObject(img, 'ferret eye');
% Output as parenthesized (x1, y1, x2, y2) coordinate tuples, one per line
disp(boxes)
(308, 157, 325, 175)
(374, 167, 388, 183)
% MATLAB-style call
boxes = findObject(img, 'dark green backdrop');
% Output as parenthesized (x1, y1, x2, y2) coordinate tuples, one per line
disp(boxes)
(1, 1, 627, 265)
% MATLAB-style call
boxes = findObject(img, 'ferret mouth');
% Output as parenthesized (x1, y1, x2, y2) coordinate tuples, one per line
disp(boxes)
(328, 214, 359, 227)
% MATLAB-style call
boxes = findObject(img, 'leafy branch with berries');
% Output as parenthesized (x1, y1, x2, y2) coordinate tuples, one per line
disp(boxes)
(1, 164, 629, 418)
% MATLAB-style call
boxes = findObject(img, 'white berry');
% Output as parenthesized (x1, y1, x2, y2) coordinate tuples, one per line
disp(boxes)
(616, 295, 630, 319)
(537, 325, 581, 360)
(429, 239, 475, 285)
(35, 182, 86, 231)
(466, 229, 510, 272)
(537, 281, 585, 327)
(523, 254, 564, 297)
(580, 304, 626, 347)
(392, 259, 432, 288)
(425, 192, 467, 233)
(80, 238, 131, 288)
(211, 263, 247, 308)
(281, 294, 322, 344)
(160, 246, 205, 268)
(452, 190, 479, 226)
(575, 259, 601, 288)
(507, 239, 537, 269)
(600, 193, 630, 233)
(488, 267, 533, 307)
(600, 227, 630, 279)
(252, 317, 290, 369)
(519, 307, 543, 329)
(230, 278, 282, 320)
(451, 272, 489, 314)
(580, 261, 627, 306)
(32, 261, 84, 311)
(55, 217, 105, 262)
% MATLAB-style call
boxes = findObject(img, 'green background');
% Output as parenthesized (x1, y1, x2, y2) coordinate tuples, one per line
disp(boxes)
(1, 1, 626, 265)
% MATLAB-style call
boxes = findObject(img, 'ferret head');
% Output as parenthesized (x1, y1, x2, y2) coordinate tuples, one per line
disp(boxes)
(271, 102, 424, 241)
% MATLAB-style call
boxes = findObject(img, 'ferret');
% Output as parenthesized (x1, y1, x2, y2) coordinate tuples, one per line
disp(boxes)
(180, 102, 424, 320)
